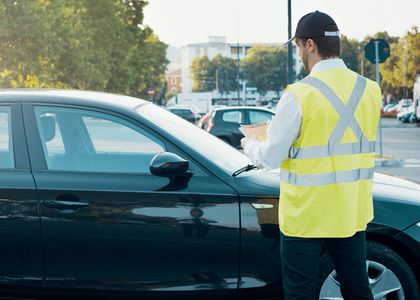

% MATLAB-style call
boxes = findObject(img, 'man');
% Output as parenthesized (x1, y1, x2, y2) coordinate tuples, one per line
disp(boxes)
(241, 11, 381, 300)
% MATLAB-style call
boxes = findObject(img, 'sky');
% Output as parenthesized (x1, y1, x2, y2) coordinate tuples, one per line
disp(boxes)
(143, 0, 420, 48)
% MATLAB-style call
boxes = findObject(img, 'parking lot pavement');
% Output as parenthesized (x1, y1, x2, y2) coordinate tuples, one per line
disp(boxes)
(375, 166, 420, 184)
(375, 117, 420, 183)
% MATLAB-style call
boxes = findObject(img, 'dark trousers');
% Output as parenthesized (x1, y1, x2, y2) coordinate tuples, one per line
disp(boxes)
(280, 231, 373, 300)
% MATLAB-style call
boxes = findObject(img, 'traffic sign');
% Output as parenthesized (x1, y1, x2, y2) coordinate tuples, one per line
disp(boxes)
(364, 39, 390, 64)
(148, 88, 155, 96)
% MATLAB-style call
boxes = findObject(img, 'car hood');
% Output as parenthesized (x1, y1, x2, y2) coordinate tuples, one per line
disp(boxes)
(372, 172, 420, 230)
(235, 170, 420, 231)
(374, 172, 420, 196)
(230, 169, 280, 195)
(237, 170, 420, 200)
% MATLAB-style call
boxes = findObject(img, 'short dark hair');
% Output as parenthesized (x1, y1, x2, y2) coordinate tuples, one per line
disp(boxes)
(299, 24, 340, 59)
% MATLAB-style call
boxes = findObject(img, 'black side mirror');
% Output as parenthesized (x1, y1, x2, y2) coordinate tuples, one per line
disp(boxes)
(150, 152, 192, 177)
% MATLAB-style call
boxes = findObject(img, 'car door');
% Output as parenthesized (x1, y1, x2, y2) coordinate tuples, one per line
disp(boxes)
(22, 103, 240, 298)
(0, 104, 43, 298)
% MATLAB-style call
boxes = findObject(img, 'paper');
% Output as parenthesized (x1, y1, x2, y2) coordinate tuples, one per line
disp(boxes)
(239, 121, 268, 142)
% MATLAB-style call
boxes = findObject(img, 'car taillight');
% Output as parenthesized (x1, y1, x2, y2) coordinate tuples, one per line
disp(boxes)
(192, 113, 196, 118)
(206, 123, 214, 132)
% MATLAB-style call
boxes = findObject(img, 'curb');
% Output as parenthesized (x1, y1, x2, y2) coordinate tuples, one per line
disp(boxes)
(374, 158, 404, 167)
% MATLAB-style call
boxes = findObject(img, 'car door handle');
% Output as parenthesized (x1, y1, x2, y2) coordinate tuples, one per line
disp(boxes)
(43, 200, 89, 212)
(251, 203, 274, 210)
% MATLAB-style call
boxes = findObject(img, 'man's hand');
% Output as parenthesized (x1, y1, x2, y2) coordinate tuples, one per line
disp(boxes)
(240, 134, 257, 150)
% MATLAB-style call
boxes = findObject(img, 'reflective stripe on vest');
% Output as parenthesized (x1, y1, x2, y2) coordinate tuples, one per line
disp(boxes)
(282, 74, 375, 186)
(281, 167, 374, 186)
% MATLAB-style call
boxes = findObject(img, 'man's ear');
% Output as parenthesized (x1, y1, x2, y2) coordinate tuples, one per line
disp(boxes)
(306, 39, 316, 53)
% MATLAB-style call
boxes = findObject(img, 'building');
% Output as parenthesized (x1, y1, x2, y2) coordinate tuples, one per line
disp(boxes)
(181, 36, 301, 94)
(166, 68, 182, 93)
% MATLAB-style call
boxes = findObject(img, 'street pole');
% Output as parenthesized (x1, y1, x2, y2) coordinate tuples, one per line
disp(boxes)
(237, 42, 240, 106)
(287, 0, 293, 84)
(374, 40, 383, 157)
(237, 0, 240, 106)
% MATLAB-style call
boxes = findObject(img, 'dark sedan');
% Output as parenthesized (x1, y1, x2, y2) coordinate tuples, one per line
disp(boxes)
(0, 89, 419, 300)
(203, 106, 275, 148)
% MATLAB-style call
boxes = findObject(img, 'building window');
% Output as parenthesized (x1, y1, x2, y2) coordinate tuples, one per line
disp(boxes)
(171, 77, 176, 85)
(195, 47, 201, 56)
(231, 47, 243, 55)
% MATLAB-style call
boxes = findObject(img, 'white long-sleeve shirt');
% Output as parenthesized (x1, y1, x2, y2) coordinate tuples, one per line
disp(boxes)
(244, 58, 348, 169)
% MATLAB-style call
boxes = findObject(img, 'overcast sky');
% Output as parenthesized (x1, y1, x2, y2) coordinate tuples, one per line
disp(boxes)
(143, 0, 420, 48)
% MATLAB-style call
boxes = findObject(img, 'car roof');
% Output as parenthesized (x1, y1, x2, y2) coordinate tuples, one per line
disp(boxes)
(0, 89, 149, 110)
(167, 107, 193, 110)
(211, 106, 274, 113)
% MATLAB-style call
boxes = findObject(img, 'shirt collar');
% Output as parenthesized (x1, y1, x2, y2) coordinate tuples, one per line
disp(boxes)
(310, 58, 348, 74)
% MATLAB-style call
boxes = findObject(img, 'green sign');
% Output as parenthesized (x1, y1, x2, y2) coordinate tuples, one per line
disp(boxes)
(364, 39, 390, 64)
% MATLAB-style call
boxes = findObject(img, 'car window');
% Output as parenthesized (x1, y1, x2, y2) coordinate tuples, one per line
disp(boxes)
(136, 104, 252, 174)
(0, 106, 14, 169)
(249, 110, 274, 124)
(34, 106, 164, 173)
(222, 110, 241, 123)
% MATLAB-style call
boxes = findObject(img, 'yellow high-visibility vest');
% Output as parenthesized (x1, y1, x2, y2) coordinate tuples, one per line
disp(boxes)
(280, 68, 381, 238)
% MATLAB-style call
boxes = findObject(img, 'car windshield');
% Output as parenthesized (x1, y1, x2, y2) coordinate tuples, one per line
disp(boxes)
(136, 103, 252, 174)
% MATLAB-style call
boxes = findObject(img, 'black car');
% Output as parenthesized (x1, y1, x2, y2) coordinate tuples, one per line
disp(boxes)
(204, 106, 275, 148)
(167, 106, 201, 123)
(0, 89, 419, 299)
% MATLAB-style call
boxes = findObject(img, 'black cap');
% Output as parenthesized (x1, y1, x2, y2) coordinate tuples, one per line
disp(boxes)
(284, 11, 339, 45)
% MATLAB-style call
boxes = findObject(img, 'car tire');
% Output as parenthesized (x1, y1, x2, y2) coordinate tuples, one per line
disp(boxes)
(317, 240, 420, 300)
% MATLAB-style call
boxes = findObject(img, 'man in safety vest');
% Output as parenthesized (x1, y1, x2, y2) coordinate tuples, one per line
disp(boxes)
(241, 11, 380, 300)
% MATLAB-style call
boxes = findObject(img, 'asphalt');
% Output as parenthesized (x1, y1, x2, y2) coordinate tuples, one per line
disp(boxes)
(374, 117, 420, 183)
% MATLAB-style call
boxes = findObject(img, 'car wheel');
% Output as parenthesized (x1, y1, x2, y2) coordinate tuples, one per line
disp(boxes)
(317, 240, 419, 299)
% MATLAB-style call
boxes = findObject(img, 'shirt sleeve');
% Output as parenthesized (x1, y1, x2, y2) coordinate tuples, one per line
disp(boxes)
(244, 90, 302, 170)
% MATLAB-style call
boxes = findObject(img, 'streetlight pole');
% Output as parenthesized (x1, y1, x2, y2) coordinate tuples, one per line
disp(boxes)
(374, 40, 383, 157)
(287, 0, 293, 84)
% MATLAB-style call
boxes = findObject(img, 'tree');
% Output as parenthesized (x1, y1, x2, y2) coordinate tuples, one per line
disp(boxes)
(269, 47, 288, 97)
(0, 0, 169, 99)
(381, 27, 420, 99)
(189, 54, 237, 94)
(190, 54, 213, 92)
(211, 54, 237, 96)
(243, 46, 287, 97)
(340, 36, 361, 73)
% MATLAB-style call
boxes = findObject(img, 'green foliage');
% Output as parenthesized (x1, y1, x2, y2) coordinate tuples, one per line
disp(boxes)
(380, 27, 420, 99)
(165, 90, 178, 101)
(190, 54, 213, 92)
(243, 46, 287, 96)
(190, 54, 237, 94)
(0, 0, 168, 99)
(340, 36, 360, 73)
(337, 30, 419, 99)
(212, 53, 238, 96)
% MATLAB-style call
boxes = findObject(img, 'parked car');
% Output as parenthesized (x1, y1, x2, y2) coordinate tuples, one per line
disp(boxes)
(397, 105, 415, 123)
(383, 103, 397, 112)
(411, 99, 419, 123)
(166, 105, 201, 123)
(0, 89, 419, 299)
(203, 106, 275, 148)
(197, 111, 211, 129)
